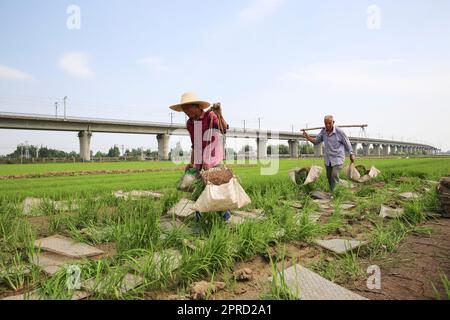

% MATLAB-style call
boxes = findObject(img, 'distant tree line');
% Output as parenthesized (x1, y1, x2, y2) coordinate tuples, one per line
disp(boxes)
(6, 145, 77, 158)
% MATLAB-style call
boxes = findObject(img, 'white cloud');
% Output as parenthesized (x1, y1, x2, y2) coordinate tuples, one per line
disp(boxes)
(59, 52, 93, 79)
(238, 0, 285, 23)
(282, 59, 450, 97)
(137, 56, 168, 72)
(0, 64, 33, 81)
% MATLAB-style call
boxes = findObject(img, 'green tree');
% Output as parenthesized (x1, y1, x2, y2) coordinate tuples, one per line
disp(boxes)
(107, 146, 121, 157)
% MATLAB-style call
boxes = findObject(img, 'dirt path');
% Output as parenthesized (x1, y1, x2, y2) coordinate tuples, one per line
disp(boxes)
(352, 218, 450, 300)
(0, 164, 258, 180)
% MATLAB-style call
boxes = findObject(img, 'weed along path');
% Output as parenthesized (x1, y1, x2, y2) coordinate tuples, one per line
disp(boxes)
(0, 158, 449, 300)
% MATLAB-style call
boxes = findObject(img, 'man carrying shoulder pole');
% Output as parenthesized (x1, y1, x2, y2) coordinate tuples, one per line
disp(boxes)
(303, 115, 355, 197)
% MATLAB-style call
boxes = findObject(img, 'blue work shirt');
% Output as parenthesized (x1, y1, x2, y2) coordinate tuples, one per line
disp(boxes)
(315, 126, 353, 167)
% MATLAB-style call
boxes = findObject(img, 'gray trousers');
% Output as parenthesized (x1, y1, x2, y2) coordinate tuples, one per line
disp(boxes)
(325, 164, 342, 193)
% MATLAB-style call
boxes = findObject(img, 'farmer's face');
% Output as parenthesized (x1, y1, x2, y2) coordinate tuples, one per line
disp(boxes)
(325, 118, 334, 132)
(182, 104, 202, 120)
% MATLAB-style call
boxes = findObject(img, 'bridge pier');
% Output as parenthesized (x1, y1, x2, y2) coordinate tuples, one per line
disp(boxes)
(362, 143, 370, 157)
(382, 144, 389, 156)
(390, 145, 397, 155)
(406, 146, 412, 155)
(288, 139, 299, 158)
(156, 134, 170, 160)
(314, 142, 323, 157)
(257, 137, 268, 160)
(78, 131, 92, 162)
(372, 144, 381, 157)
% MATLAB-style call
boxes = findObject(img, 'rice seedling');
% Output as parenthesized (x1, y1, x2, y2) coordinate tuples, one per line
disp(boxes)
(178, 223, 237, 285)
(261, 252, 297, 300)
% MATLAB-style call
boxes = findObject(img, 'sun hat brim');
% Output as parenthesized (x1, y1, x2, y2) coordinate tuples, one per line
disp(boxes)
(169, 101, 210, 112)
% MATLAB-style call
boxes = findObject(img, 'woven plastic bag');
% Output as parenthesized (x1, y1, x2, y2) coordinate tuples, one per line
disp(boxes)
(288, 166, 323, 186)
(345, 164, 380, 183)
(177, 168, 199, 192)
(345, 163, 361, 182)
(192, 177, 251, 213)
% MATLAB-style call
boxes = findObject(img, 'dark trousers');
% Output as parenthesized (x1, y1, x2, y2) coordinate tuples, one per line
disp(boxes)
(326, 164, 342, 194)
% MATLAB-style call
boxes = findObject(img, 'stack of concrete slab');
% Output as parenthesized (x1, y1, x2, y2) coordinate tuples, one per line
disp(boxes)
(269, 264, 368, 300)
(438, 177, 450, 218)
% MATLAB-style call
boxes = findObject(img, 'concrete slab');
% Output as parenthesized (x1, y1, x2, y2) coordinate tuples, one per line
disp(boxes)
(0, 290, 90, 300)
(399, 192, 419, 200)
(425, 212, 442, 219)
(379, 205, 404, 219)
(153, 249, 182, 271)
(289, 202, 303, 210)
(31, 251, 81, 275)
(23, 197, 44, 215)
(313, 239, 367, 254)
(339, 180, 355, 189)
(233, 210, 265, 221)
(113, 190, 162, 200)
(34, 235, 104, 258)
(183, 239, 205, 251)
(227, 215, 246, 226)
(313, 199, 331, 205)
(340, 203, 357, 210)
(269, 264, 368, 300)
(128, 249, 182, 274)
(311, 191, 331, 200)
(54, 200, 80, 211)
(309, 212, 322, 223)
(160, 217, 184, 233)
(168, 198, 196, 219)
(1, 291, 42, 300)
(83, 273, 144, 294)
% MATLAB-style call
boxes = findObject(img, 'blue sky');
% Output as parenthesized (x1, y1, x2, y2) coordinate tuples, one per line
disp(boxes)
(1, 0, 449, 154)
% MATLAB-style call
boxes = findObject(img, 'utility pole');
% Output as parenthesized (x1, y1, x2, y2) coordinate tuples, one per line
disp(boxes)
(169, 113, 174, 126)
(291, 124, 294, 133)
(258, 117, 262, 131)
(121, 145, 125, 156)
(55, 102, 58, 118)
(243, 120, 246, 132)
(63, 96, 67, 120)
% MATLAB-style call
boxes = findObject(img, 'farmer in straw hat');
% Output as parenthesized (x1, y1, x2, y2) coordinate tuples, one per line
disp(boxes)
(302, 115, 355, 197)
(170, 91, 231, 221)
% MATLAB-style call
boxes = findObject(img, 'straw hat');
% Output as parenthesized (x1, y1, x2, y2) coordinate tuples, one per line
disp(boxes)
(169, 92, 210, 112)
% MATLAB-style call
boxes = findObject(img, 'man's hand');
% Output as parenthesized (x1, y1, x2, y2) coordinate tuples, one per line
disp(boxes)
(350, 154, 355, 163)
(302, 130, 309, 139)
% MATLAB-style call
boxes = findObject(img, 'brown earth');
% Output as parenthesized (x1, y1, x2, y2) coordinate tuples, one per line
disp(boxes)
(351, 218, 450, 300)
